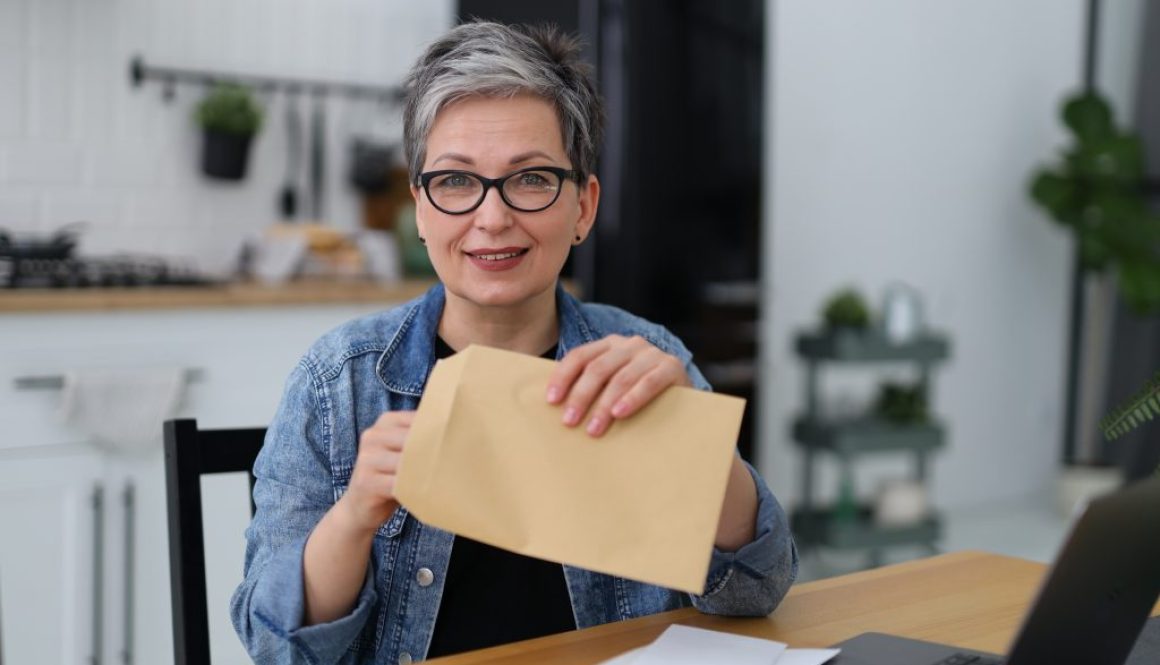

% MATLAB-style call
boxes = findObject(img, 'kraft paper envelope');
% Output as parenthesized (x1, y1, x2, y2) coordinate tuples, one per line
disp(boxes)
(393, 344, 745, 594)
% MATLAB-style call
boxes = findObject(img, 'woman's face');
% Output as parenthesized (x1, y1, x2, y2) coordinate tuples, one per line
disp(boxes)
(412, 94, 599, 312)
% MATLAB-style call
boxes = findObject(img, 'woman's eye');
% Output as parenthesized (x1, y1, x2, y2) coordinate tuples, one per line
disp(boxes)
(518, 173, 549, 187)
(435, 174, 472, 188)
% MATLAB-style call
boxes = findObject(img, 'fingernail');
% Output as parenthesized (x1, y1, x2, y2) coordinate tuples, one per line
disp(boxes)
(611, 400, 628, 418)
(546, 386, 560, 403)
(563, 407, 579, 426)
(586, 416, 604, 436)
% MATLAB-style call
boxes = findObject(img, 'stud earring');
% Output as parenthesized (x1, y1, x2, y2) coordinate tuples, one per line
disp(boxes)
(419, 236, 426, 245)
(574, 235, 582, 243)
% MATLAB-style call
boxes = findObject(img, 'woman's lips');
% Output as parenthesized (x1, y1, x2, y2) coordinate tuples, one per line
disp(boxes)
(465, 247, 529, 272)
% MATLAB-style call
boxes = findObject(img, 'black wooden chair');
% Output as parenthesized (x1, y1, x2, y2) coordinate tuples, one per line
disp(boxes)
(163, 419, 266, 665)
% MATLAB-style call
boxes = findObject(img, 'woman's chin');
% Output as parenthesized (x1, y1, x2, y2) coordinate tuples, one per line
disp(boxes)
(448, 280, 555, 310)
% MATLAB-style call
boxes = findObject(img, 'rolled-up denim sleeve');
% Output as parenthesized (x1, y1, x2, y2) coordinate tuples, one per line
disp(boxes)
(690, 461, 798, 616)
(229, 361, 377, 663)
(681, 354, 798, 617)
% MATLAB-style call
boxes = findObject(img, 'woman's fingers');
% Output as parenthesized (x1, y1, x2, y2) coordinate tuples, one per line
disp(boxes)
(546, 337, 612, 405)
(552, 335, 638, 426)
(551, 336, 692, 437)
(581, 352, 658, 436)
(343, 410, 415, 531)
(607, 358, 687, 420)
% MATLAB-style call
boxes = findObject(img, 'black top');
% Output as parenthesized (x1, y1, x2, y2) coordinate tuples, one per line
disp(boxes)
(425, 337, 576, 658)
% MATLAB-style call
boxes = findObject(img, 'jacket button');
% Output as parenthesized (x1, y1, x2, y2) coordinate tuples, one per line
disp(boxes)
(399, 653, 412, 665)
(416, 567, 435, 587)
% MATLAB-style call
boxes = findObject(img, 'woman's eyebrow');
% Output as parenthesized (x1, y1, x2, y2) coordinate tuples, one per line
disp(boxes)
(509, 150, 556, 165)
(432, 152, 474, 165)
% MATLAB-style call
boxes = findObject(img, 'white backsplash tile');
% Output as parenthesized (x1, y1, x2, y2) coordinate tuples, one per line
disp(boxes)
(0, 195, 42, 230)
(44, 192, 126, 232)
(27, 0, 75, 57)
(4, 142, 85, 185)
(0, 53, 25, 138)
(0, 2, 26, 50)
(1, 0, 453, 270)
(27, 58, 75, 141)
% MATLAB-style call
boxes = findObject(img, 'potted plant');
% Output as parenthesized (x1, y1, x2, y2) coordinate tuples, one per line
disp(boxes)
(196, 83, 263, 181)
(1030, 92, 1160, 312)
(1101, 371, 1160, 474)
(822, 288, 872, 331)
(1029, 91, 1160, 511)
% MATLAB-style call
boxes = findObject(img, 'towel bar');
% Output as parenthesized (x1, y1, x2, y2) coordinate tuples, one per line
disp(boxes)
(13, 368, 206, 390)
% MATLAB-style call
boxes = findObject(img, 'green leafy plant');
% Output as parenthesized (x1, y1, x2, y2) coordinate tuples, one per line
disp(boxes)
(1100, 371, 1160, 441)
(874, 382, 928, 425)
(822, 288, 871, 330)
(1029, 91, 1160, 314)
(195, 84, 263, 136)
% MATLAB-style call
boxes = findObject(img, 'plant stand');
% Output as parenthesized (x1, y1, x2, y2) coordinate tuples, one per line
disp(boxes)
(792, 328, 951, 568)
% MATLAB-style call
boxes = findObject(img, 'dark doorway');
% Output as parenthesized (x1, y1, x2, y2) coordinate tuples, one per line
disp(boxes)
(456, 0, 766, 463)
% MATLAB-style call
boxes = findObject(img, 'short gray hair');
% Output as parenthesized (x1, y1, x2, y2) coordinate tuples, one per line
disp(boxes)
(403, 21, 604, 184)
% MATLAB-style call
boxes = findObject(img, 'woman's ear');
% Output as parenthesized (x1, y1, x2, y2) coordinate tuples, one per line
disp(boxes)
(411, 184, 428, 240)
(574, 174, 600, 244)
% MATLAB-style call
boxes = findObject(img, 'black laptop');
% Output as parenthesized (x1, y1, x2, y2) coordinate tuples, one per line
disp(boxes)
(829, 475, 1160, 665)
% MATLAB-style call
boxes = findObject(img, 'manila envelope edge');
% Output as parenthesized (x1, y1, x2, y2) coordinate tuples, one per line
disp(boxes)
(410, 345, 746, 594)
(394, 349, 470, 512)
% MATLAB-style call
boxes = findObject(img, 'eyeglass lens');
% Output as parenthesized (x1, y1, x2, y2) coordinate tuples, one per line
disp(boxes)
(427, 170, 562, 213)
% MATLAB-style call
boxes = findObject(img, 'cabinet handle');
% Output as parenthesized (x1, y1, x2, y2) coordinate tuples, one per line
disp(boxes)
(121, 483, 135, 665)
(91, 485, 105, 665)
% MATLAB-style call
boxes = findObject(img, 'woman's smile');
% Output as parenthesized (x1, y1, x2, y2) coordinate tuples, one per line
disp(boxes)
(465, 246, 530, 271)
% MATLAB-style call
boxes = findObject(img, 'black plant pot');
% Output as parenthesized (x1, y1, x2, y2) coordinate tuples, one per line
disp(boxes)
(201, 129, 254, 181)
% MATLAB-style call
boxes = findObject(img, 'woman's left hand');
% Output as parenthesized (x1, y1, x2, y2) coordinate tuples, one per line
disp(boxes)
(546, 334, 692, 437)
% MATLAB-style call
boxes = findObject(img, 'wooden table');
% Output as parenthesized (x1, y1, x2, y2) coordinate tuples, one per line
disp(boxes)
(428, 550, 1160, 664)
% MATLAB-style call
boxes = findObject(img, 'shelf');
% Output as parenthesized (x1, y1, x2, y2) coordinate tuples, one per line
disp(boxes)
(791, 505, 941, 549)
(793, 417, 945, 455)
(796, 329, 950, 363)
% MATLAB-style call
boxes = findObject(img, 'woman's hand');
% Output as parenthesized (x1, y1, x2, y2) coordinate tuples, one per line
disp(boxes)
(546, 335, 691, 437)
(336, 410, 415, 534)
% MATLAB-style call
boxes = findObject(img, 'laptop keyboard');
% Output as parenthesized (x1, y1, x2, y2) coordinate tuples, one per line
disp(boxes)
(931, 654, 1003, 665)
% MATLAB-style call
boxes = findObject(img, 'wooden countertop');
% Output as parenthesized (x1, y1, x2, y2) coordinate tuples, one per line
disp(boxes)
(0, 278, 439, 313)
(427, 550, 1160, 664)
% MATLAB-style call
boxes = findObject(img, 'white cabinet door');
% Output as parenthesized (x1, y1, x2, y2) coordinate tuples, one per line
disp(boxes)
(0, 449, 104, 665)
(104, 456, 173, 665)
(1, 302, 394, 663)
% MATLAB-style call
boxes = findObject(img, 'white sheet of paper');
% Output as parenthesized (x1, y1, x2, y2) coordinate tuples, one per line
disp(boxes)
(596, 628, 842, 665)
(630, 625, 787, 665)
(776, 648, 842, 665)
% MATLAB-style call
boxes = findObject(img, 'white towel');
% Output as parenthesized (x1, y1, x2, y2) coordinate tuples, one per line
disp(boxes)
(59, 367, 188, 455)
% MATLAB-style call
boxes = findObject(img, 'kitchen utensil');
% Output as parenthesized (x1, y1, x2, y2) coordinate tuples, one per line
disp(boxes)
(0, 222, 84, 260)
(279, 94, 302, 219)
(309, 95, 326, 220)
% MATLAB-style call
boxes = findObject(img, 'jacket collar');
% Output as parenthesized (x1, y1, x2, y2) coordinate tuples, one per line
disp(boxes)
(376, 281, 598, 397)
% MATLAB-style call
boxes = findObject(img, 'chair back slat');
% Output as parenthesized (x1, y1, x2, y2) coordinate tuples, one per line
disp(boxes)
(164, 418, 266, 665)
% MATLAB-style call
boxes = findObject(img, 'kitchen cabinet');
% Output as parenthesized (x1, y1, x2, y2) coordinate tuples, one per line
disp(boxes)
(0, 448, 103, 664)
(0, 293, 409, 664)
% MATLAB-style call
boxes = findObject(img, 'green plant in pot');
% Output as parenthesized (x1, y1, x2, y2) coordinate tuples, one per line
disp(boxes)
(1029, 91, 1160, 313)
(822, 288, 872, 332)
(1101, 372, 1160, 474)
(874, 381, 929, 425)
(196, 83, 263, 181)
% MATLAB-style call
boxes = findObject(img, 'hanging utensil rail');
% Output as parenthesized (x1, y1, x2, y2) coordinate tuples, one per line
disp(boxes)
(128, 55, 404, 103)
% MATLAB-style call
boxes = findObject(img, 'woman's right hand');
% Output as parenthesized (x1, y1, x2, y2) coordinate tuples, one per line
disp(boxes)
(336, 410, 415, 534)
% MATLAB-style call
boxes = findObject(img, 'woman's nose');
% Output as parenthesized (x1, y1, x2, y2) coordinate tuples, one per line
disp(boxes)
(473, 186, 514, 232)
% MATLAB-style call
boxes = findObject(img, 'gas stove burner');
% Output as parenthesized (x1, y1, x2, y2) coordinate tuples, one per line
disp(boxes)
(0, 254, 219, 289)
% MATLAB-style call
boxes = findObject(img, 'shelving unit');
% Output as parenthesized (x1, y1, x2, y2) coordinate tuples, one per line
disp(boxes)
(791, 328, 951, 567)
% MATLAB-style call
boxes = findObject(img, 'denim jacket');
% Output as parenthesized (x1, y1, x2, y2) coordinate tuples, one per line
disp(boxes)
(230, 283, 797, 664)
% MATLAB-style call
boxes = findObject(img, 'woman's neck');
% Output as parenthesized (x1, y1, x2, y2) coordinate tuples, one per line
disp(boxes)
(438, 285, 559, 356)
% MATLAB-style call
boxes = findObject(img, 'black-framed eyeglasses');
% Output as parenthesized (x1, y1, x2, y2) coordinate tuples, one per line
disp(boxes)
(417, 166, 581, 215)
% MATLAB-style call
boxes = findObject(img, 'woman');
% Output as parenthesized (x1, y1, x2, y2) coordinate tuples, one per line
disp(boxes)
(231, 21, 797, 664)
